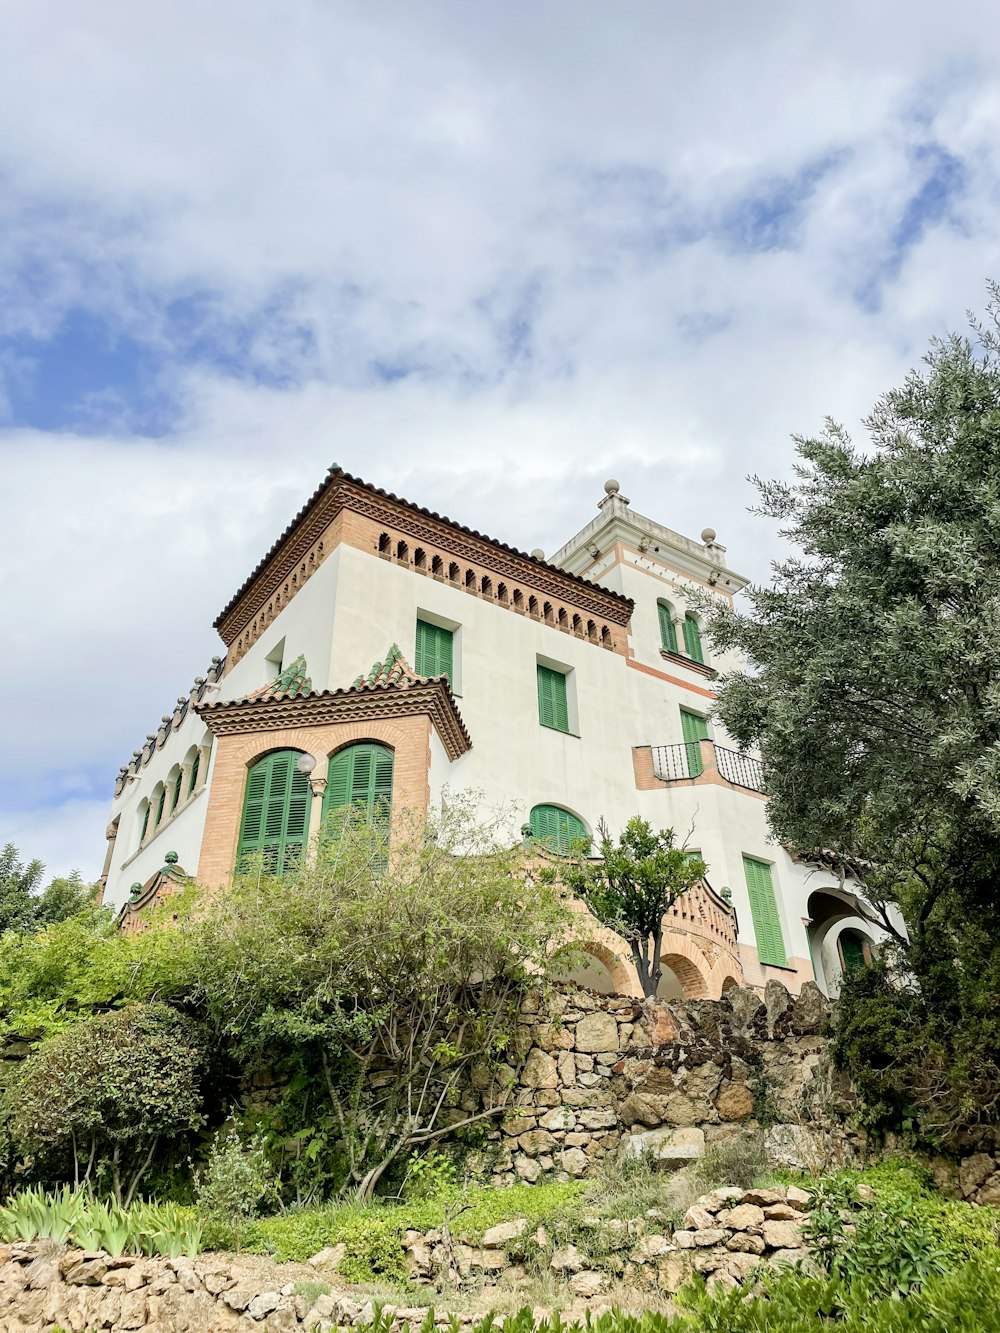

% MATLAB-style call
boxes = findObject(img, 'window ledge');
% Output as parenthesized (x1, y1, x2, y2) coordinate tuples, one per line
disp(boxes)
(122, 787, 205, 869)
(539, 723, 581, 738)
(659, 649, 717, 679)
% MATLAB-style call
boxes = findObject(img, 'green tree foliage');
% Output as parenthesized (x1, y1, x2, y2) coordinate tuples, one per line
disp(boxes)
(709, 291, 1000, 1141)
(565, 818, 705, 998)
(7, 1003, 207, 1204)
(195, 797, 573, 1198)
(35, 872, 95, 926)
(0, 843, 45, 935)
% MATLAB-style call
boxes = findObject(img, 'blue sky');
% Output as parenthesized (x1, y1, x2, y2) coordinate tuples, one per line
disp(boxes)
(1, 0, 1000, 880)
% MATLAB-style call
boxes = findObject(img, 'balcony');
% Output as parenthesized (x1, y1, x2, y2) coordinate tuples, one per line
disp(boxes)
(650, 739, 765, 794)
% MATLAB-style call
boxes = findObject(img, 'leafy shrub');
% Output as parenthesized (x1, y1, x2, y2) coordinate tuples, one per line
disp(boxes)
(6, 1002, 207, 1204)
(0, 1187, 201, 1257)
(195, 1126, 275, 1244)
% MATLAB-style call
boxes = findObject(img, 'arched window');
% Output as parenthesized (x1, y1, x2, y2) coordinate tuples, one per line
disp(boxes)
(572, 613, 582, 634)
(839, 930, 871, 973)
(431, 554, 444, 576)
(529, 805, 590, 855)
(322, 743, 394, 836)
(465, 569, 476, 589)
(138, 800, 150, 846)
(481, 575, 492, 597)
(557, 608, 568, 628)
(513, 589, 524, 610)
(449, 562, 461, 582)
(379, 530, 391, 553)
(543, 601, 554, 624)
(683, 614, 705, 664)
(169, 766, 183, 815)
(187, 749, 201, 795)
(236, 749, 311, 874)
(528, 595, 539, 617)
(396, 540, 409, 562)
(497, 582, 509, 604)
(658, 601, 678, 653)
(414, 547, 427, 570)
(151, 784, 166, 833)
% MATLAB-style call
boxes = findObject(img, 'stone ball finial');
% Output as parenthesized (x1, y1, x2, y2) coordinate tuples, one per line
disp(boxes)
(530, 548, 545, 561)
(701, 527, 717, 544)
(164, 851, 179, 865)
(604, 478, 620, 495)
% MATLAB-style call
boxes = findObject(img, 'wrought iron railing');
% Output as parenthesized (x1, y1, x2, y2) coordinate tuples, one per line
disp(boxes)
(651, 740, 764, 793)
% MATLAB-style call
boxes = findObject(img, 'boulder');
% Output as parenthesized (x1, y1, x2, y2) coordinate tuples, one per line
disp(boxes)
(560, 1147, 590, 1176)
(632, 1234, 671, 1261)
(521, 1049, 559, 1089)
(482, 1219, 527, 1248)
(790, 982, 829, 1034)
(682, 1206, 717, 1231)
(725, 986, 764, 1033)
(726, 1232, 766, 1255)
(247, 1290, 282, 1320)
(762, 1220, 803, 1250)
(625, 1125, 705, 1169)
(569, 1270, 606, 1298)
(717, 1204, 765, 1231)
(960, 1153, 995, 1197)
(715, 1082, 754, 1122)
(692, 1228, 728, 1247)
(308, 1244, 346, 1270)
(575, 1012, 620, 1054)
(550, 1244, 587, 1273)
(764, 979, 791, 1036)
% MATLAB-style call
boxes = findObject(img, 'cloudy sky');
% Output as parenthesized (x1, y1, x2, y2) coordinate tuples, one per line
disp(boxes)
(2, 1, 999, 881)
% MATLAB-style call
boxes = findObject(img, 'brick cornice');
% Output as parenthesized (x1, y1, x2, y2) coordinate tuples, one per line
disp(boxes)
(214, 468, 633, 644)
(196, 679, 472, 762)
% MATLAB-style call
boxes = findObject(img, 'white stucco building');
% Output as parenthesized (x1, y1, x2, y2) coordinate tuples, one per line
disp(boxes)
(99, 466, 879, 998)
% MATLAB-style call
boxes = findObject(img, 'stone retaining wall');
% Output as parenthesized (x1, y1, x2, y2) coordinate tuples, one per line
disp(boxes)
(469, 979, 861, 1185)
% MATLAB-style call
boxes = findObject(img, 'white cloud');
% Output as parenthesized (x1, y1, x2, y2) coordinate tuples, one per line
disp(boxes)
(2, 0, 1000, 878)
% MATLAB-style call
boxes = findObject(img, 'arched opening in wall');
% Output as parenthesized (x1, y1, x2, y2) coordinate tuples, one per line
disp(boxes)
(555, 942, 627, 995)
(528, 595, 539, 617)
(395, 540, 409, 562)
(497, 582, 509, 604)
(572, 613, 582, 635)
(513, 589, 524, 610)
(543, 601, 555, 624)
(481, 575, 493, 597)
(166, 764, 183, 818)
(807, 889, 876, 994)
(558, 608, 568, 628)
(431, 554, 443, 576)
(839, 929, 873, 974)
(379, 533, 391, 554)
(449, 562, 461, 582)
(135, 799, 151, 852)
(586, 619, 597, 642)
(465, 569, 476, 589)
(601, 625, 612, 647)
(657, 952, 710, 999)
(414, 548, 427, 570)
(720, 975, 740, 995)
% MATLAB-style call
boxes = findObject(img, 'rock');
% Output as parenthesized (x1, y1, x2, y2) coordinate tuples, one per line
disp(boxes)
(560, 1147, 590, 1176)
(960, 1153, 995, 1197)
(522, 1049, 559, 1089)
(62, 1256, 109, 1285)
(764, 1203, 800, 1221)
(786, 1186, 812, 1208)
(682, 1206, 717, 1231)
(578, 1109, 617, 1130)
(726, 1232, 766, 1254)
(790, 982, 828, 1034)
(482, 1219, 527, 1248)
(550, 1244, 587, 1273)
(619, 1092, 664, 1128)
(707, 1187, 745, 1205)
(519, 1129, 557, 1156)
(514, 1154, 541, 1182)
(23, 1253, 59, 1291)
(644, 1003, 679, 1046)
(771, 1247, 807, 1266)
(715, 1082, 754, 1121)
(632, 1234, 670, 1261)
(742, 1188, 786, 1206)
(626, 1125, 705, 1169)
(726, 986, 764, 1033)
(575, 1012, 620, 1054)
(762, 1220, 803, 1249)
(569, 1270, 606, 1297)
(764, 1124, 828, 1170)
(223, 1287, 256, 1312)
(692, 1228, 729, 1247)
(309, 1243, 346, 1270)
(539, 1106, 575, 1132)
(717, 1204, 765, 1231)
(202, 1270, 236, 1295)
(658, 1254, 691, 1293)
(558, 1051, 577, 1085)
(117, 1290, 148, 1330)
(764, 980, 791, 1037)
(674, 1231, 696, 1249)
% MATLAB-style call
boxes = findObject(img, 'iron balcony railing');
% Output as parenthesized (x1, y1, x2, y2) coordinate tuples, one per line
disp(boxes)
(651, 740, 765, 793)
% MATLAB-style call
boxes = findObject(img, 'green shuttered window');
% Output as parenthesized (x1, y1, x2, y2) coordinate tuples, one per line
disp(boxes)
(680, 708, 710, 778)
(322, 743, 394, 835)
(415, 619, 454, 685)
(658, 603, 678, 653)
(154, 787, 166, 829)
(683, 615, 705, 664)
(140, 804, 150, 843)
(530, 805, 589, 854)
(188, 751, 200, 795)
(171, 769, 183, 815)
(742, 856, 787, 967)
(237, 749, 311, 875)
(537, 665, 570, 733)
(840, 932, 867, 973)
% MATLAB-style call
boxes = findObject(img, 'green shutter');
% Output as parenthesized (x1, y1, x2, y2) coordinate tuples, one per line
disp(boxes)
(680, 709, 710, 778)
(140, 804, 150, 843)
(154, 787, 166, 828)
(187, 750, 200, 795)
(171, 769, 183, 814)
(683, 615, 705, 664)
(415, 620, 454, 685)
(658, 603, 678, 653)
(529, 805, 589, 854)
(840, 933, 867, 973)
(742, 856, 787, 967)
(322, 743, 395, 837)
(237, 750, 311, 875)
(537, 665, 570, 733)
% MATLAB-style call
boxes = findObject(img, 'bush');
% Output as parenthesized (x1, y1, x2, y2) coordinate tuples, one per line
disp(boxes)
(0, 1186, 202, 1257)
(7, 1002, 207, 1203)
(195, 1127, 275, 1246)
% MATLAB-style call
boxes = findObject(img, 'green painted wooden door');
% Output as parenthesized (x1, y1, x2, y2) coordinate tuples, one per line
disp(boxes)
(237, 749, 311, 874)
(322, 743, 394, 834)
(840, 933, 867, 973)
(680, 709, 710, 778)
(742, 856, 787, 967)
